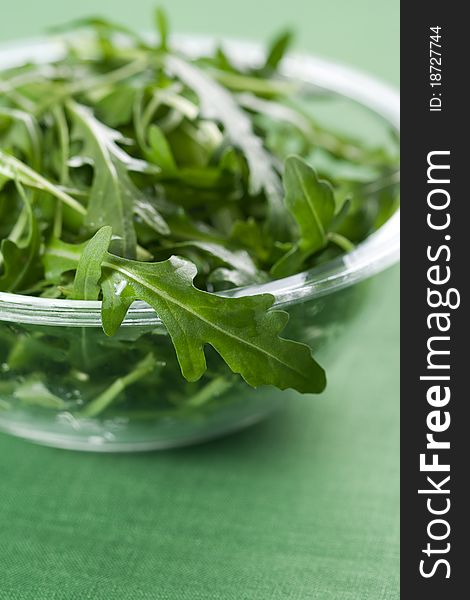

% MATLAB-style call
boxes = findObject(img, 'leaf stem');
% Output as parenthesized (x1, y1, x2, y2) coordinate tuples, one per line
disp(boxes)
(7, 205, 29, 243)
(80, 353, 157, 417)
(53, 202, 63, 239)
(186, 376, 234, 408)
(327, 232, 355, 253)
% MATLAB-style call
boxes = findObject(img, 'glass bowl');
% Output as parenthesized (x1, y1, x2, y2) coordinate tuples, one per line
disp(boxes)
(0, 36, 400, 451)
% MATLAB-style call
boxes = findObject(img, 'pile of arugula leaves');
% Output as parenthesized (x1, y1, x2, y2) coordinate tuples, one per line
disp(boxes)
(0, 9, 399, 418)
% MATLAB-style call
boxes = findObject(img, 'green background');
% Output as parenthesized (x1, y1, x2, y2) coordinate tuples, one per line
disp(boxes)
(0, 1, 399, 598)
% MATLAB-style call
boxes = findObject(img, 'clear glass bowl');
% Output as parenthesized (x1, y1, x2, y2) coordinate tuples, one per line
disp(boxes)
(0, 36, 400, 451)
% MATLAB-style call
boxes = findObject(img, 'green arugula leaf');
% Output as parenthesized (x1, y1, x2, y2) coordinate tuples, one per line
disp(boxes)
(166, 55, 289, 238)
(0, 106, 42, 170)
(147, 125, 177, 172)
(230, 218, 270, 262)
(212, 69, 298, 97)
(155, 7, 169, 51)
(163, 210, 228, 245)
(134, 196, 171, 237)
(72, 226, 112, 300)
(97, 249, 325, 393)
(272, 155, 336, 278)
(96, 86, 137, 128)
(264, 30, 293, 71)
(0, 182, 42, 292)
(42, 238, 87, 283)
(67, 101, 166, 258)
(0, 150, 86, 216)
(208, 267, 262, 291)
(160, 240, 263, 281)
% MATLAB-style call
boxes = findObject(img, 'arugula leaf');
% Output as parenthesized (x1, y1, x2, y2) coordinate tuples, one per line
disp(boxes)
(42, 238, 87, 283)
(0, 150, 86, 216)
(211, 69, 298, 97)
(96, 249, 325, 393)
(146, 125, 177, 172)
(67, 100, 167, 258)
(160, 240, 263, 281)
(272, 156, 336, 278)
(208, 267, 262, 291)
(72, 226, 112, 300)
(230, 218, 270, 262)
(166, 55, 289, 238)
(0, 182, 41, 292)
(0, 106, 42, 170)
(134, 196, 171, 237)
(264, 30, 293, 71)
(155, 7, 169, 51)
(163, 210, 228, 245)
(238, 93, 313, 134)
(96, 86, 137, 128)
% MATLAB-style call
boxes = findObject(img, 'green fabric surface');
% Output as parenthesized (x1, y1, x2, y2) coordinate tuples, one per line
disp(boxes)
(0, 1, 399, 598)
(0, 267, 399, 599)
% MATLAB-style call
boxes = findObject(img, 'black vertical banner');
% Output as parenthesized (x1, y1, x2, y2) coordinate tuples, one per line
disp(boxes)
(401, 3, 467, 598)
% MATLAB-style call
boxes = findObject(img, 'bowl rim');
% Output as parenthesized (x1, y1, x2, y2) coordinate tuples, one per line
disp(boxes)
(0, 34, 400, 327)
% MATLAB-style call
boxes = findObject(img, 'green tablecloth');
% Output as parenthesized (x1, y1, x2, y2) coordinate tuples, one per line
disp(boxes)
(0, 1, 399, 597)
(0, 267, 399, 599)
